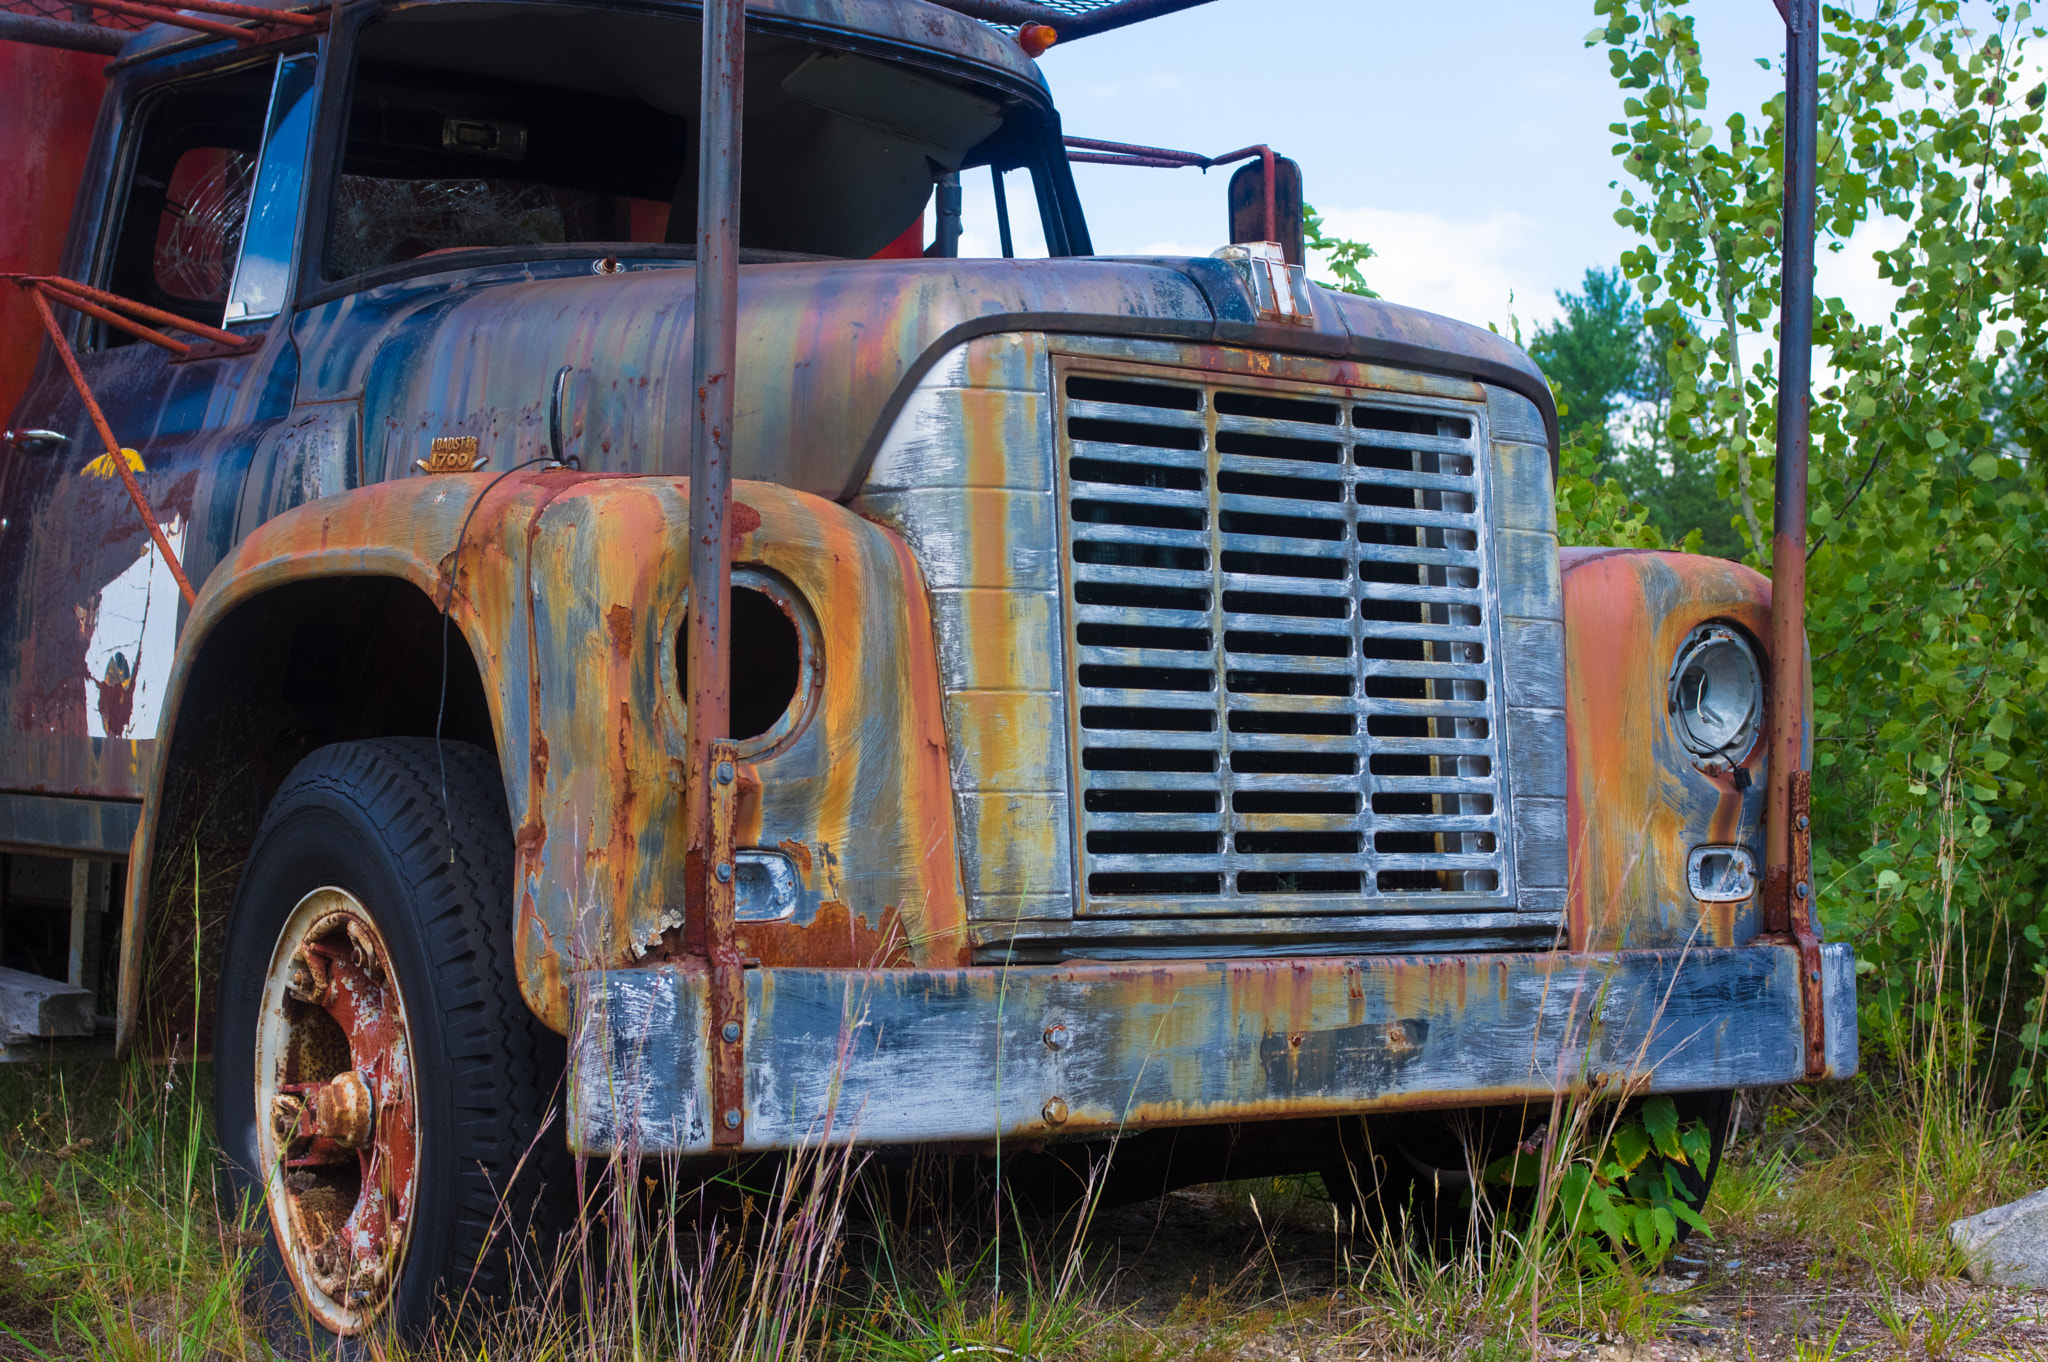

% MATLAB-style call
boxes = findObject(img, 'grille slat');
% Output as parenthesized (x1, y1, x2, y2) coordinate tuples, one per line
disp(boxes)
(1070, 483, 1209, 509)
(1358, 583, 1486, 605)
(1079, 730, 1222, 750)
(1222, 694, 1359, 713)
(1353, 544, 1478, 567)
(1087, 813, 1225, 831)
(1085, 770, 1225, 790)
(1370, 736, 1496, 756)
(1074, 608, 1210, 632)
(1060, 363, 1511, 915)
(1376, 775, 1501, 794)
(1351, 507, 1484, 533)
(1216, 454, 1354, 478)
(1073, 524, 1208, 545)
(1217, 574, 1356, 597)
(1348, 427, 1474, 454)
(1364, 698, 1494, 718)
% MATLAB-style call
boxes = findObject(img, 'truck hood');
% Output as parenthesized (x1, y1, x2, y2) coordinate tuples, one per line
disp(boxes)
(291, 253, 1557, 499)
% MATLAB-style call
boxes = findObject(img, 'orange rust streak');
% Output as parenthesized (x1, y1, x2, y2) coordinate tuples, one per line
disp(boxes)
(878, 524, 969, 966)
(739, 900, 912, 969)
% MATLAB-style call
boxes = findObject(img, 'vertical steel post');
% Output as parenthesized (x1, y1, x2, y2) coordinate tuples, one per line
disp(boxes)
(936, 172, 963, 257)
(1765, 0, 1826, 1076)
(686, 0, 747, 1144)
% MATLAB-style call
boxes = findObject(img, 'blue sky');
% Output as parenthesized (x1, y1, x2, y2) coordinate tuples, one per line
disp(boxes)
(1015, 0, 1795, 332)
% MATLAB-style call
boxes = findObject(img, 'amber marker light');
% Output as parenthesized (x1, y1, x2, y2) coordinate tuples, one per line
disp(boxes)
(1018, 22, 1057, 56)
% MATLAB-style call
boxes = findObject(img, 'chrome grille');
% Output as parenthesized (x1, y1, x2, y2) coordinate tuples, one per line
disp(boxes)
(1059, 363, 1511, 915)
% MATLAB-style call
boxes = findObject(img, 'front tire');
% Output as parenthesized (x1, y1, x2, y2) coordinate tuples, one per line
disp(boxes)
(214, 738, 569, 1355)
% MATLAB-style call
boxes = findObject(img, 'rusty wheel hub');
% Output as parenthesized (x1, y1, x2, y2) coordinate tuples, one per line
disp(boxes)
(256, 888, 418, 1334)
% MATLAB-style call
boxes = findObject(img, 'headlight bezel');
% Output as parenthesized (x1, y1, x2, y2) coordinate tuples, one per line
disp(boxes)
(1666, 621, 1766, 775)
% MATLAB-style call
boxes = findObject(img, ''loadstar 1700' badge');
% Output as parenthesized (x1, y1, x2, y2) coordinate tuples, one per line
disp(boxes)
(415, 435, 485, 474)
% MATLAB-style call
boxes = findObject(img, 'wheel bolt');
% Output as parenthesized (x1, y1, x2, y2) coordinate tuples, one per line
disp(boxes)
(346, 920, 382, 980)
(285, 952, 327, 1003)
(271, 1094, 305, 1142)
(310, 1072, 375, 1148)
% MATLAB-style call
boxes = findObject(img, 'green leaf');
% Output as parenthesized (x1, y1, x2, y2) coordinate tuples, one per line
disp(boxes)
(1643, 1096, 1685, 1161)
(1612, 1122, 1653, 1173)
(1650, 1205, 1679, 1255)
(1679, 1122, 1713, 1170)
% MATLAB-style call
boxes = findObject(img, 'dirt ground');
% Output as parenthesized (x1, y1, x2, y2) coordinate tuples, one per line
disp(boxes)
(1031, 1181, 2048, 1360)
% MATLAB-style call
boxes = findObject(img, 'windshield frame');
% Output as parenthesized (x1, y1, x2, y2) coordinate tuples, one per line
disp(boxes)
(292, 0, 1090, 307)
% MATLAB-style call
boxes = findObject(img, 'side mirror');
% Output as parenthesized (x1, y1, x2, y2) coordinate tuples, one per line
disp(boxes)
(1228, 153, 1303, 266)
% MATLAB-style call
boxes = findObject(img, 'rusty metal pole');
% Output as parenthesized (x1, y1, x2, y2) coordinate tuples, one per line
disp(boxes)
(686, 0, 747, 1144)
(1764, 0, 1826, 1075)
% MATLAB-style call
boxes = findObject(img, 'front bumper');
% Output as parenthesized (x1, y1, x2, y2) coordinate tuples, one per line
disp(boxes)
(566, 943, 1858, 1155)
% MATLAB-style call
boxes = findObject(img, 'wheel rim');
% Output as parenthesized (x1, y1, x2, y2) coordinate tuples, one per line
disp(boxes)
(255, 887, 419, 1334)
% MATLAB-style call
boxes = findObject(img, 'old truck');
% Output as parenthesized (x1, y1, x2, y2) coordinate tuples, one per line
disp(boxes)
(0, 0, 1854, 1345)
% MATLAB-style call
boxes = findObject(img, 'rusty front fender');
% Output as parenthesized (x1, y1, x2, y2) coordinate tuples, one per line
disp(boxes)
(1561, 548, 1809, 953)
(120, 471, 966, 1052)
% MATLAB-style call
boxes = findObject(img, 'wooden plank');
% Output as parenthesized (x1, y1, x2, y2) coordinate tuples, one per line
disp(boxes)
(0, 965, 94, 1041)
(0, 794, 139, 857)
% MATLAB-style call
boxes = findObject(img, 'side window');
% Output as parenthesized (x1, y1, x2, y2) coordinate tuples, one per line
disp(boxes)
(151, 146, 255, 304)
(961, 165, 1048, 259)
(868, 164, 1051, 261)
(104, 60, 276, 342)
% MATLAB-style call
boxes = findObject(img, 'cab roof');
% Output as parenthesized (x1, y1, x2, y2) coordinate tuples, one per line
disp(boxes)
(115, 0, 1049, 93)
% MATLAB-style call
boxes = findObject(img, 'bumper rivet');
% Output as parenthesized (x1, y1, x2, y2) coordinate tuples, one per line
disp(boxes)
(1042, 1096, 1068, 1125)
(1811, 970, 1821, 982)
(1043, 1023, 1070, 1050)
(723, 1108, 741, 1129)
(1795, 881, 1809, 899)
(716, 761, 734, 785)
(715, 862, 733, 883)
(722, 1021, 741, 1043)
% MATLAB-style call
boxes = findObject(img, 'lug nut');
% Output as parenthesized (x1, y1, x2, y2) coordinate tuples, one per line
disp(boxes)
(271, 1093, 305, 1142)
(285, 952, 326, 1004)
(312, 1072, 375, 1149)
(346, 920, 382, 981)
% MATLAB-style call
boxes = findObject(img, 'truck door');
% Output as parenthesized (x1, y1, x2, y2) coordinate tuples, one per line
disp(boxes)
(0, 50, 318, 799)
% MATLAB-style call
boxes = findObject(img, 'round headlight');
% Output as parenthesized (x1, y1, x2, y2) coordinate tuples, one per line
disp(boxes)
(1667, 624, 1763, 769)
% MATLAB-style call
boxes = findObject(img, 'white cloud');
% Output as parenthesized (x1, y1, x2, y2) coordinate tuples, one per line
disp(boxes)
(1308, 205, 1551, 334)
(1816, 214, 1910, 327)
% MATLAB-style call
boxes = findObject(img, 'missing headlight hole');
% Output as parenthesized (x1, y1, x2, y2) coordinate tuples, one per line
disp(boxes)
(1668, 621, 1765, 773)
(678, 582, 808, 744)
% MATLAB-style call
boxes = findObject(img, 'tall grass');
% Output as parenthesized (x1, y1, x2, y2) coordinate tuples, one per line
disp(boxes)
(7, 877, 2048, 1361)
(0, 1059, 255, 1362)
(0, 1057, 1121, 1362)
